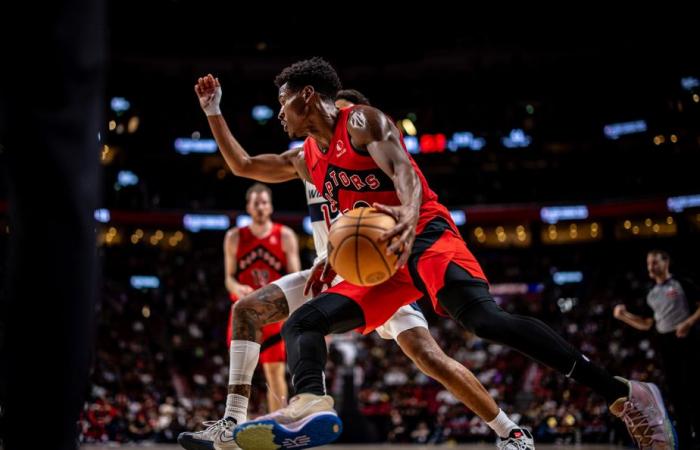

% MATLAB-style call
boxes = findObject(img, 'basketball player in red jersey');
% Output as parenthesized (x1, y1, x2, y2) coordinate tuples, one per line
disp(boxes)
(225, 183, 300, 413)
(227, 58, 677, 450)
(180, 82, 534, 450)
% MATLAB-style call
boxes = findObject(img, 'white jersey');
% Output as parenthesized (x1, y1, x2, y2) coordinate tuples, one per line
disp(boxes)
(304, 180, 339, 263)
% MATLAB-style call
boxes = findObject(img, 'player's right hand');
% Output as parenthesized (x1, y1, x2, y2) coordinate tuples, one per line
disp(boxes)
(304, 257, 336, 298)
(613, 304, 627, 319)
(194, 74, 222, 116)
(232, 283, 254, 298)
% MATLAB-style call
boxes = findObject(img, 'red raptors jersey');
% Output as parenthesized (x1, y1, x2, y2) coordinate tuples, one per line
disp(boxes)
(303, 106, 453, 233)
(232, 223, 287, 299)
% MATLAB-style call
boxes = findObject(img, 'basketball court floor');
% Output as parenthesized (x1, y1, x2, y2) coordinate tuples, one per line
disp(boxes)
(83, 444, 625, 449)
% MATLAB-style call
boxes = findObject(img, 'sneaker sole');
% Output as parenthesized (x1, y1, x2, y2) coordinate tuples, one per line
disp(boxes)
(234, 411, 342, 450)
(646, 382, 679, 450)
(177, 433, 216, 450)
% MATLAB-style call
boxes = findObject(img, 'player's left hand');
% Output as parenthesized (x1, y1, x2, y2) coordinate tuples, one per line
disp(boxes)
(304, 256, 336, 298)
(675, 320, 692, 338)
(373, 203, 419, 269)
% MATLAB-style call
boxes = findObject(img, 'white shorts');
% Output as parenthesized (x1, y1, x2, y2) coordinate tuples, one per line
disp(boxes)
(271, 269, 428, 341)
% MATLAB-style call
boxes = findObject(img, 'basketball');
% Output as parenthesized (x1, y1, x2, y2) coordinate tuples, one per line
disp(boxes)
(328, 207, 399, 286)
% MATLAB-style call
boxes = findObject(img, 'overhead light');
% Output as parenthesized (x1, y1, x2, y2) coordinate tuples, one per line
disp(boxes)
(502, 129, 532, 148)
(252, 105, 274, 122)
(130, 275, 160, 289)
(540, 205, 588, 224)
(667, 194, 700, 212)
(183, 214, 231, 232)
(603, 120, 647, 140)
(127, 116, 140, 133)
(401, 119, 417, 136)
(175, 138, 218, 155)
(110, 97, 131, 113)
(94, 209, 110, 223)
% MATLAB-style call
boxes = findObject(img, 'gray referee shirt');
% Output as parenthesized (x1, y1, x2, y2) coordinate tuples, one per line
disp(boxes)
(646, 277, 691, 334)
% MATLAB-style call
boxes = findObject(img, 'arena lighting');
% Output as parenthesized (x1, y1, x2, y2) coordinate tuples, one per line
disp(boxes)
(401, 119, 417, 136)
(557, 297, 578, 313)
(110, 97, 130, 113)
(448, 132, 486, 151)
(540, 205, 589, 224)
(288, 140, 305, 149)
(403, 136, 419, 154)
(130, 275, 160, 289)
(174, 138, 217, 154)
(252, 105, 274, 121)
(183, 214, 230, 232)
(450, 210, 466, 226)
(302, 216, 313, 235)
(667, 194, 700, 212)
(420, 134, 447, 153)
(681, 76, 699, 91)
(127, 116, 140, 133)
(235, 214, 252, 228)
(117, 170, 139, 187)
(553, 271, 583, 285)
(94, 209, 110, 223)
(502, 129, 532, 148)
(603, 120, 647, 140)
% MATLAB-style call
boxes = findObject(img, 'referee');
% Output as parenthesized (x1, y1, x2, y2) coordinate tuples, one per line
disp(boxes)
(614, 250, 700, 449)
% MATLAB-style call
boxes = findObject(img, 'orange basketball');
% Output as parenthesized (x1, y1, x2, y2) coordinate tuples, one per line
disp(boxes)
(328, 207, 398, 286)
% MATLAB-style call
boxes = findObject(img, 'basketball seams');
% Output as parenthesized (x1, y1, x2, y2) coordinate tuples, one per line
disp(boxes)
(357, 235, 392, 284)
(328, 207, 397, 286)
(355, 207, 366, 285)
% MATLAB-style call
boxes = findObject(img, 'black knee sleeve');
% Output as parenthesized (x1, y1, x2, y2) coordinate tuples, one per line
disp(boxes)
(438, 280, 627, 402)
(438, 280, 581, 374)
(282, 294, 364, 396)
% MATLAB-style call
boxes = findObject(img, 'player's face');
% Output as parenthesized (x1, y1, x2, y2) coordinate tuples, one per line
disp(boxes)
(278, 83, 308, 139)
(646, 253, 668, 278)
(247, 191, 273, 224)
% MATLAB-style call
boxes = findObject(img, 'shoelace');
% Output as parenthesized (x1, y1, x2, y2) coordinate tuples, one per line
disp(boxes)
(199, 418, 230, 435)
(621, 401, 663, 448)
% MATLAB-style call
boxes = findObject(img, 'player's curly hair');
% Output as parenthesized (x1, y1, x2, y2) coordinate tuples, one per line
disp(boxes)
(274, 57, 342, 99)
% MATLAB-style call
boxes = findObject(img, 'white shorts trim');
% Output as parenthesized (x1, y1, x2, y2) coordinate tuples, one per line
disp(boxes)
(272, 270, 428, 342)
(375, 304, 428, 341)
(270, 269, 311, 316)
(271, 269, 342, 315)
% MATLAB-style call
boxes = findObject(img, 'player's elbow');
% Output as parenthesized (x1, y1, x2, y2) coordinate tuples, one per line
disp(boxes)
(227, 156, 253, 177)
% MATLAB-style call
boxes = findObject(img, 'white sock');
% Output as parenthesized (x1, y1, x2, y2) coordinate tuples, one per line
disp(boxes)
(225, 340, 261, 423)
(225, 393, 248, 424)
(486, 409, 518, 438)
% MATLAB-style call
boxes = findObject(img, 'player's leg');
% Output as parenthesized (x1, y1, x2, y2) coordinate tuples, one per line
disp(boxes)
(178, 271, 308, 450)
(259, 321, 289, 412)
(437, 263, 677, 449)
(234, 292, 364, 449)
(378, 305, 533, 448)
(262, 362, 288, 411)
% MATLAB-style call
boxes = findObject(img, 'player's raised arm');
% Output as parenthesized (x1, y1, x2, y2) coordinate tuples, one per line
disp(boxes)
(194, 74, 308, 183)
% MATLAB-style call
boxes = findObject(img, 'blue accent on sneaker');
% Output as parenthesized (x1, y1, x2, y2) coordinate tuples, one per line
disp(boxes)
(234, 412, 342, 449)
